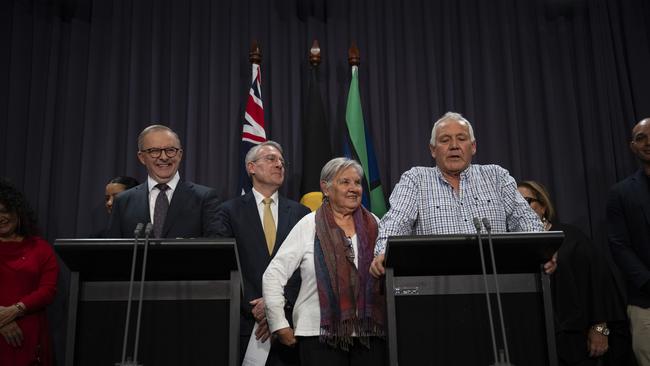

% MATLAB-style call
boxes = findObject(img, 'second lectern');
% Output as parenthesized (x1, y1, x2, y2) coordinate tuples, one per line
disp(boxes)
(384, 231, 563, 366)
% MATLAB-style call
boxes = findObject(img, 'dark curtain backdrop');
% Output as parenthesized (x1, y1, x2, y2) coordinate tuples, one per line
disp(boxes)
(3, 0, 650, 364)
(1, 0, 650, 241)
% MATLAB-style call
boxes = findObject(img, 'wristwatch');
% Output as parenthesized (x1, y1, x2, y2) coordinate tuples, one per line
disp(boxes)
(593, 324, 610, 336)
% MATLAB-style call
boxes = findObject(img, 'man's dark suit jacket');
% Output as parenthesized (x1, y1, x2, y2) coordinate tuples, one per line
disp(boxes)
(607, 169, 650, 308)
(215, 191, 310, 337)
(106, 180, 222, 238)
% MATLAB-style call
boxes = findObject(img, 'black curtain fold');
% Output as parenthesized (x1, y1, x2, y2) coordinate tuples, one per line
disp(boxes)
(0, 0, 649, 243)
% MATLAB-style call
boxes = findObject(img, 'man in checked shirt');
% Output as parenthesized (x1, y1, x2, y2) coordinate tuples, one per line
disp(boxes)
(369, 111, 555, 277)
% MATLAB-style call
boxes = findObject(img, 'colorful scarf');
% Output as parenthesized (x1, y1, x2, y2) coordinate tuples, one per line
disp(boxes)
(314, 201, 385, 350)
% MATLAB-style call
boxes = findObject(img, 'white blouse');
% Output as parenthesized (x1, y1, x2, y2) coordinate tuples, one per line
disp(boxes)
(262, 212, 362, 336)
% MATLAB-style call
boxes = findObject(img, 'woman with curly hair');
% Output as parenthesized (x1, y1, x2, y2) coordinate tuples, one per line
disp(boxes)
(0, 179, 59, 366)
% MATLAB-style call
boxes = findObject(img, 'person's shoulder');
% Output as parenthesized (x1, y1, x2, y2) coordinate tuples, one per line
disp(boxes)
(116, 183, 146, 199)
(26, 236, 55, 253)
(471, 163, 509, 175)
(181, 181, 215, 194)
(607, 171, 646, 201)
(280, 196, 311, 214)
(219, 193, 250, 210)
(400, 166, 436, 180)
(296, 211, 316, 226)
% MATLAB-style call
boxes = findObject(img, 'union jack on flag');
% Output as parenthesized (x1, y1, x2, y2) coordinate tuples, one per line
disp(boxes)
(238, 63, 267, 194)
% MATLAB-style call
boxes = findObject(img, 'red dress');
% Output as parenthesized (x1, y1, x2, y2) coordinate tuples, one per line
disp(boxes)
(0, 236, 59, 366)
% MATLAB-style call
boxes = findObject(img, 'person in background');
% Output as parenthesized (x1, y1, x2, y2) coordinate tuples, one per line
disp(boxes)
(518, 180, 626, 366)
(607, 117, 650, 366)
(0, 178, 59, 366)
(263, 157, 386, 366)
(105, 176, 139, 214)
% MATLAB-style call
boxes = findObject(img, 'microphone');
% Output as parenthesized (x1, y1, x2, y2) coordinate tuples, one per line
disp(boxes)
(474, 218, 499, 364)
(144, 222, 153, 237)
(481, 217, 492, 232)
(482, 217, 513, 366)
(119, 223, 145, 366)
(133, 222, 154, 365)
(133, 223, 144, 238)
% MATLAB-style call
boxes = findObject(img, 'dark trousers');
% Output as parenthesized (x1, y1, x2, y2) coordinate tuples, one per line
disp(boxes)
(297, 336, 386, 366)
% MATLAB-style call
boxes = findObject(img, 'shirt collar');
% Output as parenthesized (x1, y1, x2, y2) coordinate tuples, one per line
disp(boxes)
(252, 187, 279, 206)
(434, 164, 473, 183)
(148, 172, 180, 192)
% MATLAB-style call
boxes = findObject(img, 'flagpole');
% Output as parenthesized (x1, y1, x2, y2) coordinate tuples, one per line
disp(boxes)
(348, 42, 360, 67)
(249, 40, 262, 65)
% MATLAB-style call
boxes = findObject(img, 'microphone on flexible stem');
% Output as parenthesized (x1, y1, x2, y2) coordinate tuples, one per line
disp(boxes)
(119, 223, 144, 366)
(482, 217, 514, 366)
(132, 222, 153, 365)
(473, 218, 499, 365)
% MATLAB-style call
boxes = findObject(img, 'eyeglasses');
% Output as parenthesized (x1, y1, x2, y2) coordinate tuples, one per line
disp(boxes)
(140, 147, 181, 158)
(254, 154, 287, 166)
(524, 197, 539, 205)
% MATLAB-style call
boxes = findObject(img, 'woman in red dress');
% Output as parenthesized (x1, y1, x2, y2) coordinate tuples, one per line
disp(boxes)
(0, 179, 59, 366)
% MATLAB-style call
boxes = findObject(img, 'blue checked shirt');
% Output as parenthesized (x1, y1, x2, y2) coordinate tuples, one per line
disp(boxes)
(375, 164, 543, 255)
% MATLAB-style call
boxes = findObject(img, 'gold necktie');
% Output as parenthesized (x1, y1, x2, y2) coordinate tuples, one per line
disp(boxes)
(263, 198, 276, 255)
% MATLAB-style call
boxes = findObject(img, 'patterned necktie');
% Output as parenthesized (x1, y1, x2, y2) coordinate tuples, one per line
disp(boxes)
(262, 198, 276, 255)
(153, 184, 169, 238)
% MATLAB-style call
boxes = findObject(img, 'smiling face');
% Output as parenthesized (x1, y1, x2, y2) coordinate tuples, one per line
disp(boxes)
(248, 145, 285, 192)
(322, 166, 363, 213)
(137, 129, 183, 184)
(430, 119, 476, 176)
(0, 202, 19, 240)
(631, 119, 650, 165)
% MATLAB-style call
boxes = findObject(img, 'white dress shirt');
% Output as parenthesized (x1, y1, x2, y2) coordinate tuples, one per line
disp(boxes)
(251, 188, 279, 230)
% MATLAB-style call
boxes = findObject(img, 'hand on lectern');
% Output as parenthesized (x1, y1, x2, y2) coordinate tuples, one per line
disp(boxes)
(275, 327, 296, 347)
(369, 254, 385, 278)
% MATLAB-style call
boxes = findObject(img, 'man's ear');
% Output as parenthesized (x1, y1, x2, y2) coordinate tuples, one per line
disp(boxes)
(429, 144, 436, 159)
(137, 152, 146, 165)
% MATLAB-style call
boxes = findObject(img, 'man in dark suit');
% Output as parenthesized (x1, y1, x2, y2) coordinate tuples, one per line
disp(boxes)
(107, 124, 221, 238)
(607, 117, 650, 366)
(216, 141, 310, 366)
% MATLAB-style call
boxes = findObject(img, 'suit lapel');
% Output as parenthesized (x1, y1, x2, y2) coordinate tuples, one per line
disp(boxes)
(243, 192, 269, 256)
(163, 181, 190, 237)
(137, 183, 151, 224)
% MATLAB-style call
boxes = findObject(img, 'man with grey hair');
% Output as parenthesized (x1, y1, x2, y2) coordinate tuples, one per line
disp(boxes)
(215, 141, 310, 365)
(107, 124, 221, 238)
(370, 111, 547, 277)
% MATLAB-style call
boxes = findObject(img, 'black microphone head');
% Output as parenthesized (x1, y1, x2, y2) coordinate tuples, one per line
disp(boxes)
(134, 223, 144, 237)
(481, 217, 492, 231)
(472, 217, 482, 232)
(144, 222, 154, 236)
